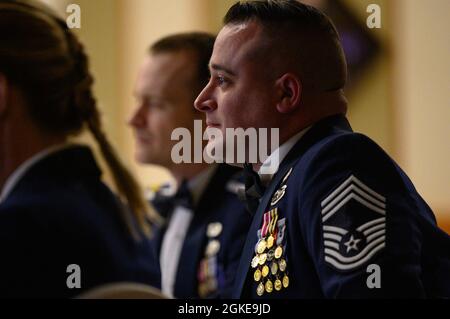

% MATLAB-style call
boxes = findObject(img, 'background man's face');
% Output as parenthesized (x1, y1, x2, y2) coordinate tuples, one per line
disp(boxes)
(195, 22, 280, 160)
(129, 51, 201, 167)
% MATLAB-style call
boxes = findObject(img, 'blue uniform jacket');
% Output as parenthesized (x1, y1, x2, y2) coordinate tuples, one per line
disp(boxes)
(0, 146, 160, 298)
(150, 164, 252, 299)
(233, 115, 450, 298)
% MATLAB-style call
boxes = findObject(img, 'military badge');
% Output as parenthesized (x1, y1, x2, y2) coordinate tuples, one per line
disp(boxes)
(198, 222, 224, 297)
(205, 240, 220, 257)
(207, 222, 223, 238)
(270, 167, 293, 206)
(321, 175, 386, 271)
(271, 185, 287, 206)
(250, 208, 290, 296)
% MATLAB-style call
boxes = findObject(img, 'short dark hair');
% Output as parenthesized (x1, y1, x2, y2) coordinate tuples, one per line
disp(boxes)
(225, 0, 331, 27)
(224, 0, 347, 91)
(150, 32, 215, 94)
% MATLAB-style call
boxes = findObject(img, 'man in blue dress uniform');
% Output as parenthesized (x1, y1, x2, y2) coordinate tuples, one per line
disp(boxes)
(194, 0, 450, 298)
(129, 33, 251, 298)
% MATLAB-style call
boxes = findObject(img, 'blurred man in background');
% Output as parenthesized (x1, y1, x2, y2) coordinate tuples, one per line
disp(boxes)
(129, 32, 252, 298)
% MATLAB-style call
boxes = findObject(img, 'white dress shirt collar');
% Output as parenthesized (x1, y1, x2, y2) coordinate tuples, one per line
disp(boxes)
(258, 127, 311, 183)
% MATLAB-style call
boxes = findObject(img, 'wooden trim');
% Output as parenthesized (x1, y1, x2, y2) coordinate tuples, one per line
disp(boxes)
(436, 213, 450, 235)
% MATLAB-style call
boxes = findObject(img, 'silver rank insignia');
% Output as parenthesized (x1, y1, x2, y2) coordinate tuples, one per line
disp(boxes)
(321, 175, 386, 271)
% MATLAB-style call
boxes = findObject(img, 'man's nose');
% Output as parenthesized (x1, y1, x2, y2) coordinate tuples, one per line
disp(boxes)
(128, 105, 146, 128)
(194, 84, 217, 113)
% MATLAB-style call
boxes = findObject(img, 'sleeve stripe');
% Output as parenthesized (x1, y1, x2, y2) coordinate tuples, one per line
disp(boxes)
(324, 243, 385, 270)
(357, 217, 386, 232)
(322, 193, 385, 223)
(321, 175, 386, 208)
(322, 183, 386, 215)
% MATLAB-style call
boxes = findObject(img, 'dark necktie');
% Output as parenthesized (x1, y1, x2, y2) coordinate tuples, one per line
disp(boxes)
(241, 163, 266, 215)
(173, 180, 193, 209)
(152, 180, 193, 218)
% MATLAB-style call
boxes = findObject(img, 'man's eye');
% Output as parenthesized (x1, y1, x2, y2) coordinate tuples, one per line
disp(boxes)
(217, 75, 228, 86)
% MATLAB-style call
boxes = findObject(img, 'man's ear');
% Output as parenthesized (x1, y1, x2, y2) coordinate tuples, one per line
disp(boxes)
(275, 73, 302, 114)
(0, 74, 8, 117)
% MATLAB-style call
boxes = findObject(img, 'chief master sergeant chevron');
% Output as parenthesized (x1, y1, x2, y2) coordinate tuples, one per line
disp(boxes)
(194, 0, 450, 298)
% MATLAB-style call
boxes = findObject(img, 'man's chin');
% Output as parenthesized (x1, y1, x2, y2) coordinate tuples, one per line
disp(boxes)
(204, 137, 225, 164)
(225, 162, 244, 168)
(204, 139, 246, 168)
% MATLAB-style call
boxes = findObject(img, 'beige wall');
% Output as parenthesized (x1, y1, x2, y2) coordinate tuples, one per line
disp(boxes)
(343, 0, 393, 154)
(342, 0, 450, 225)
(41, 1, 449, 228)
(392, 0, 450, 224)
(41, 0, 121, 187)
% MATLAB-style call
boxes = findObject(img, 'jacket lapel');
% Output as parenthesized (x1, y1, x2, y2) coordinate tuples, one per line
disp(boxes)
(174, 164, 240, 297)
(233, 115, 353, 297)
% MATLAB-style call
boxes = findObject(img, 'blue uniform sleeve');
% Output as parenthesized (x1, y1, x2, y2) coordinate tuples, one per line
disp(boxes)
(299, 133, 433, 298)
